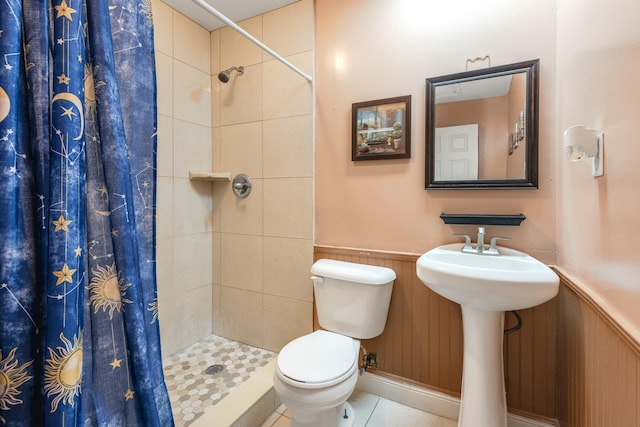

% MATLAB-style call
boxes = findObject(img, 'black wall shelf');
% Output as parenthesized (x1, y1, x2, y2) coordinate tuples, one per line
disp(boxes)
(440, 213, 526, 226)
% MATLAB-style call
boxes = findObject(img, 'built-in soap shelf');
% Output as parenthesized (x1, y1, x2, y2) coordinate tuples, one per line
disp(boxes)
(188, 171, 232, 182)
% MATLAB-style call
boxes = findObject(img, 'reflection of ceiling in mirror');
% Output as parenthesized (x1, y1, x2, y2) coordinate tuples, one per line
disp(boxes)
(435, 75, 513, 104)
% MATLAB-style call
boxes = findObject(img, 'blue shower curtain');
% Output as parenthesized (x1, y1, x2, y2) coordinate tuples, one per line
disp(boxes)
(0, 0, 174, 425)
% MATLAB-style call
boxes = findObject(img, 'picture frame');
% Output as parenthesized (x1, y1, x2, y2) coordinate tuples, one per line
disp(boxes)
(352, 95, 411, 161)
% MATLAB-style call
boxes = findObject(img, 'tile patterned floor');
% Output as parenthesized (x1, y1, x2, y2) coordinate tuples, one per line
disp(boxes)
(260, 390, 458, 427)
(163, 334, 275, 426)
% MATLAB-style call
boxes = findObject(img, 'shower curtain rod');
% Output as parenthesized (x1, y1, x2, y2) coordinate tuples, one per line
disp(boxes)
(191, 0, 313, 83)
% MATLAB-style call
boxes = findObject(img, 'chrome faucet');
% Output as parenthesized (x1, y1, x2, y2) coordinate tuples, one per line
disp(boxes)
(453, 227, 510, 255)
(476, 227, 485, 254)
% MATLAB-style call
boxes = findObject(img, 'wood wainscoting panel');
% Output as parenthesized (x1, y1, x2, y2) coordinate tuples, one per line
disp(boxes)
(504, 300, 557, 417)
(314, 246, 557, 419)
(314, 246, 464, 392)
(557, 277, 640, 427)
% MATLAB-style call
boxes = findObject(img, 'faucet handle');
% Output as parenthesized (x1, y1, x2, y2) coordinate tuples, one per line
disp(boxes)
(453, 233, 473, 250)
(489, 236, 511, 251)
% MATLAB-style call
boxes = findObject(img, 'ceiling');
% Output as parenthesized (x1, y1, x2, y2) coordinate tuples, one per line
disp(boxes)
(435, 75, 514, 104)
(163, 0, 299, 31)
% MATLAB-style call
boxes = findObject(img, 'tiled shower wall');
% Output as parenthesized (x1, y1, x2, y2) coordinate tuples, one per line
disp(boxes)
(210, 0, 315, 353)
(153, 0, 215, 356)
(152, 0, 314, 356)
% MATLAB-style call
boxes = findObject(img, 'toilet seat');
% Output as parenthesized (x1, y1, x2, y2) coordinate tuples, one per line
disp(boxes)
(277, 330, 357, 388)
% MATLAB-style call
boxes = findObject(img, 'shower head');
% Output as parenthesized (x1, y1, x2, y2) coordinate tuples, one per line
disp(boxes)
(217, 66, 244, 83)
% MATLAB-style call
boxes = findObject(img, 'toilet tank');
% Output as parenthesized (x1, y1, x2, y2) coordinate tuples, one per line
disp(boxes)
(311, 259, 396, 339)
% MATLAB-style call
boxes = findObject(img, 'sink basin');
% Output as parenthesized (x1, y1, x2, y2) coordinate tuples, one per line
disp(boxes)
(416, 243, 559, 311)
(416, 243, 559, 427)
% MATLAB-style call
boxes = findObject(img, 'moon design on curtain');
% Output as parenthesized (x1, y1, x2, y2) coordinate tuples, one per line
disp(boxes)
(0, 87, 9, 122)
(0, 0, 174, 425)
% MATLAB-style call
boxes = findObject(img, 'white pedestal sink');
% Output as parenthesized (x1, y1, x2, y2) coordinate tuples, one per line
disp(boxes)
(416, 243, 559, 427)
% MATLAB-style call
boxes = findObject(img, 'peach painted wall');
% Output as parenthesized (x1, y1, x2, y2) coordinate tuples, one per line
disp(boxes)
(315, 0, 557, 263)
(556, 0, 640, 341)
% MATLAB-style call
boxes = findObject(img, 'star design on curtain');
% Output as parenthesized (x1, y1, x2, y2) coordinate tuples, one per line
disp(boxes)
(57, 73, 70, 85)
(60, 106, 76, 120)
(54, 0, 77, 20)
(53, 263, 76, 286)
(52, 215, 72, 232)
(0, 0, 174, 421)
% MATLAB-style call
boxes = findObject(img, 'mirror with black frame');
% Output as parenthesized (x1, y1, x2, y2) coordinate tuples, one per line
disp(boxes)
(425, 59, 539, 189)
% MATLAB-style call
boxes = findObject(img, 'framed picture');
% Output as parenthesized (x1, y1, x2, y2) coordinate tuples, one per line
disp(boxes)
(352, 95, 411, 161)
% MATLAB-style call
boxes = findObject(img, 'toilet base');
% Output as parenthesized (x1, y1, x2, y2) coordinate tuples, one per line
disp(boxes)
(274, 337, 360, 427)
(337, 402, 355, 427)
(290, 402, 355, 427)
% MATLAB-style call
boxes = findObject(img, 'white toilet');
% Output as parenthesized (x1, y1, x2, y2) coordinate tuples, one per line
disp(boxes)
(273, 259, 396, 427)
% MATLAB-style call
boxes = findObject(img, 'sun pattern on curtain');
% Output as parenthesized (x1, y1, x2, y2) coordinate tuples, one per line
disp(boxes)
(0, 0, 173, 425)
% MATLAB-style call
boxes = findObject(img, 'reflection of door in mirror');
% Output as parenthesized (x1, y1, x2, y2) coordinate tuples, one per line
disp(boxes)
(434, 72, 527, 180)
(435, 124, 478, 181)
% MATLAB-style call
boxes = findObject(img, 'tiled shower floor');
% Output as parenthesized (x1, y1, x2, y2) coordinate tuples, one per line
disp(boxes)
(163, 334, 275, 426)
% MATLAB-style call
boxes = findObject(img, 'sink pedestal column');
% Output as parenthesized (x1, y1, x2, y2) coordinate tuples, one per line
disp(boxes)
(459, 306, 507, 427)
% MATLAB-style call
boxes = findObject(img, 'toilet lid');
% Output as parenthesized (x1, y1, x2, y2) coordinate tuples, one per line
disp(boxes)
(278, 330, 356, 384)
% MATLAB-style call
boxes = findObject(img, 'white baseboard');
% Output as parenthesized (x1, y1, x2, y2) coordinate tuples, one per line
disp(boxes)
(356, 372, 557, 427)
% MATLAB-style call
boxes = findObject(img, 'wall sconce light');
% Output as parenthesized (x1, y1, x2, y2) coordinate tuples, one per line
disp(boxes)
(563, 125, 604, 177)
(517, 110, 525, 142)
(508, 111, 526, 156)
